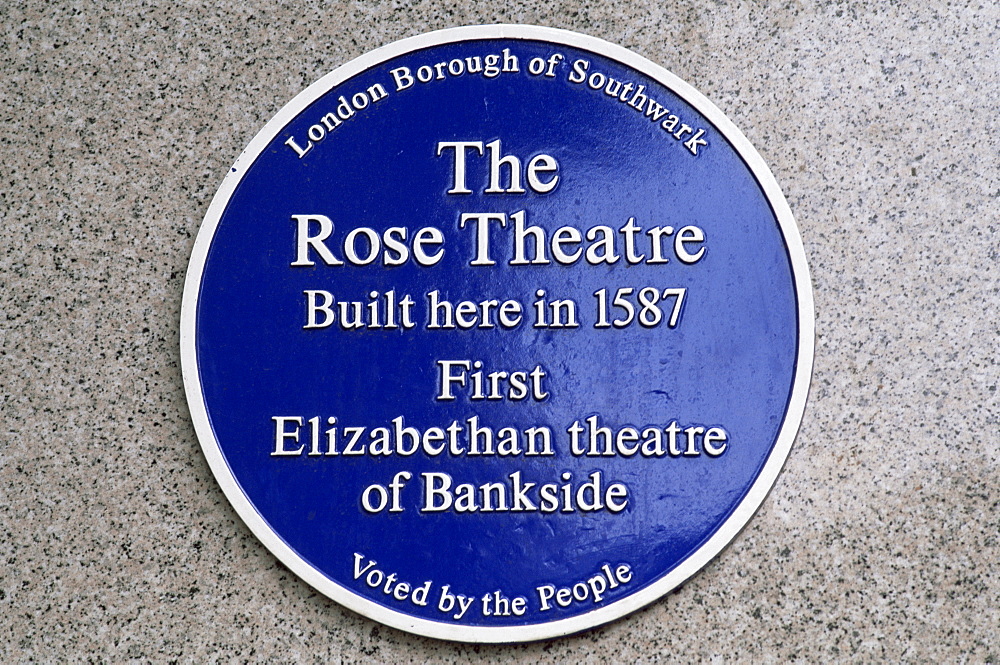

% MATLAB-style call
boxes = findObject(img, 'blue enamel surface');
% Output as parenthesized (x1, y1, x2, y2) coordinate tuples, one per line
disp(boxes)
(196, 39, 799, 628)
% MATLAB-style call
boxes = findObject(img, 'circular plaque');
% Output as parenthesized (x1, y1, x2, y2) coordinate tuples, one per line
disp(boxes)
(181, 25, 813, 642)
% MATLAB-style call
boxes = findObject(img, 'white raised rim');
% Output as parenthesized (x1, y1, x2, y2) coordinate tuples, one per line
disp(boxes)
(180, 24, 815, 644)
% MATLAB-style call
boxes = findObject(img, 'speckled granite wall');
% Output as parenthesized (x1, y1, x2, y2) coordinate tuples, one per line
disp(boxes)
(1, 2, 997, 662)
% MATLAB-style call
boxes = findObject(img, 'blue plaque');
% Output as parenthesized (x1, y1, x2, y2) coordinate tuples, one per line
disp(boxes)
(181, 25, 813, 642)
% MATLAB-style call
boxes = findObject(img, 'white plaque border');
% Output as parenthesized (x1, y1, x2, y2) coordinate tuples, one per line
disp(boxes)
(180, 24, 815, 643)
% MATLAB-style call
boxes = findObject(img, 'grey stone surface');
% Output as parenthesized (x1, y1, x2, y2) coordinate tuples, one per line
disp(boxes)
(1, 1, 997, 662)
